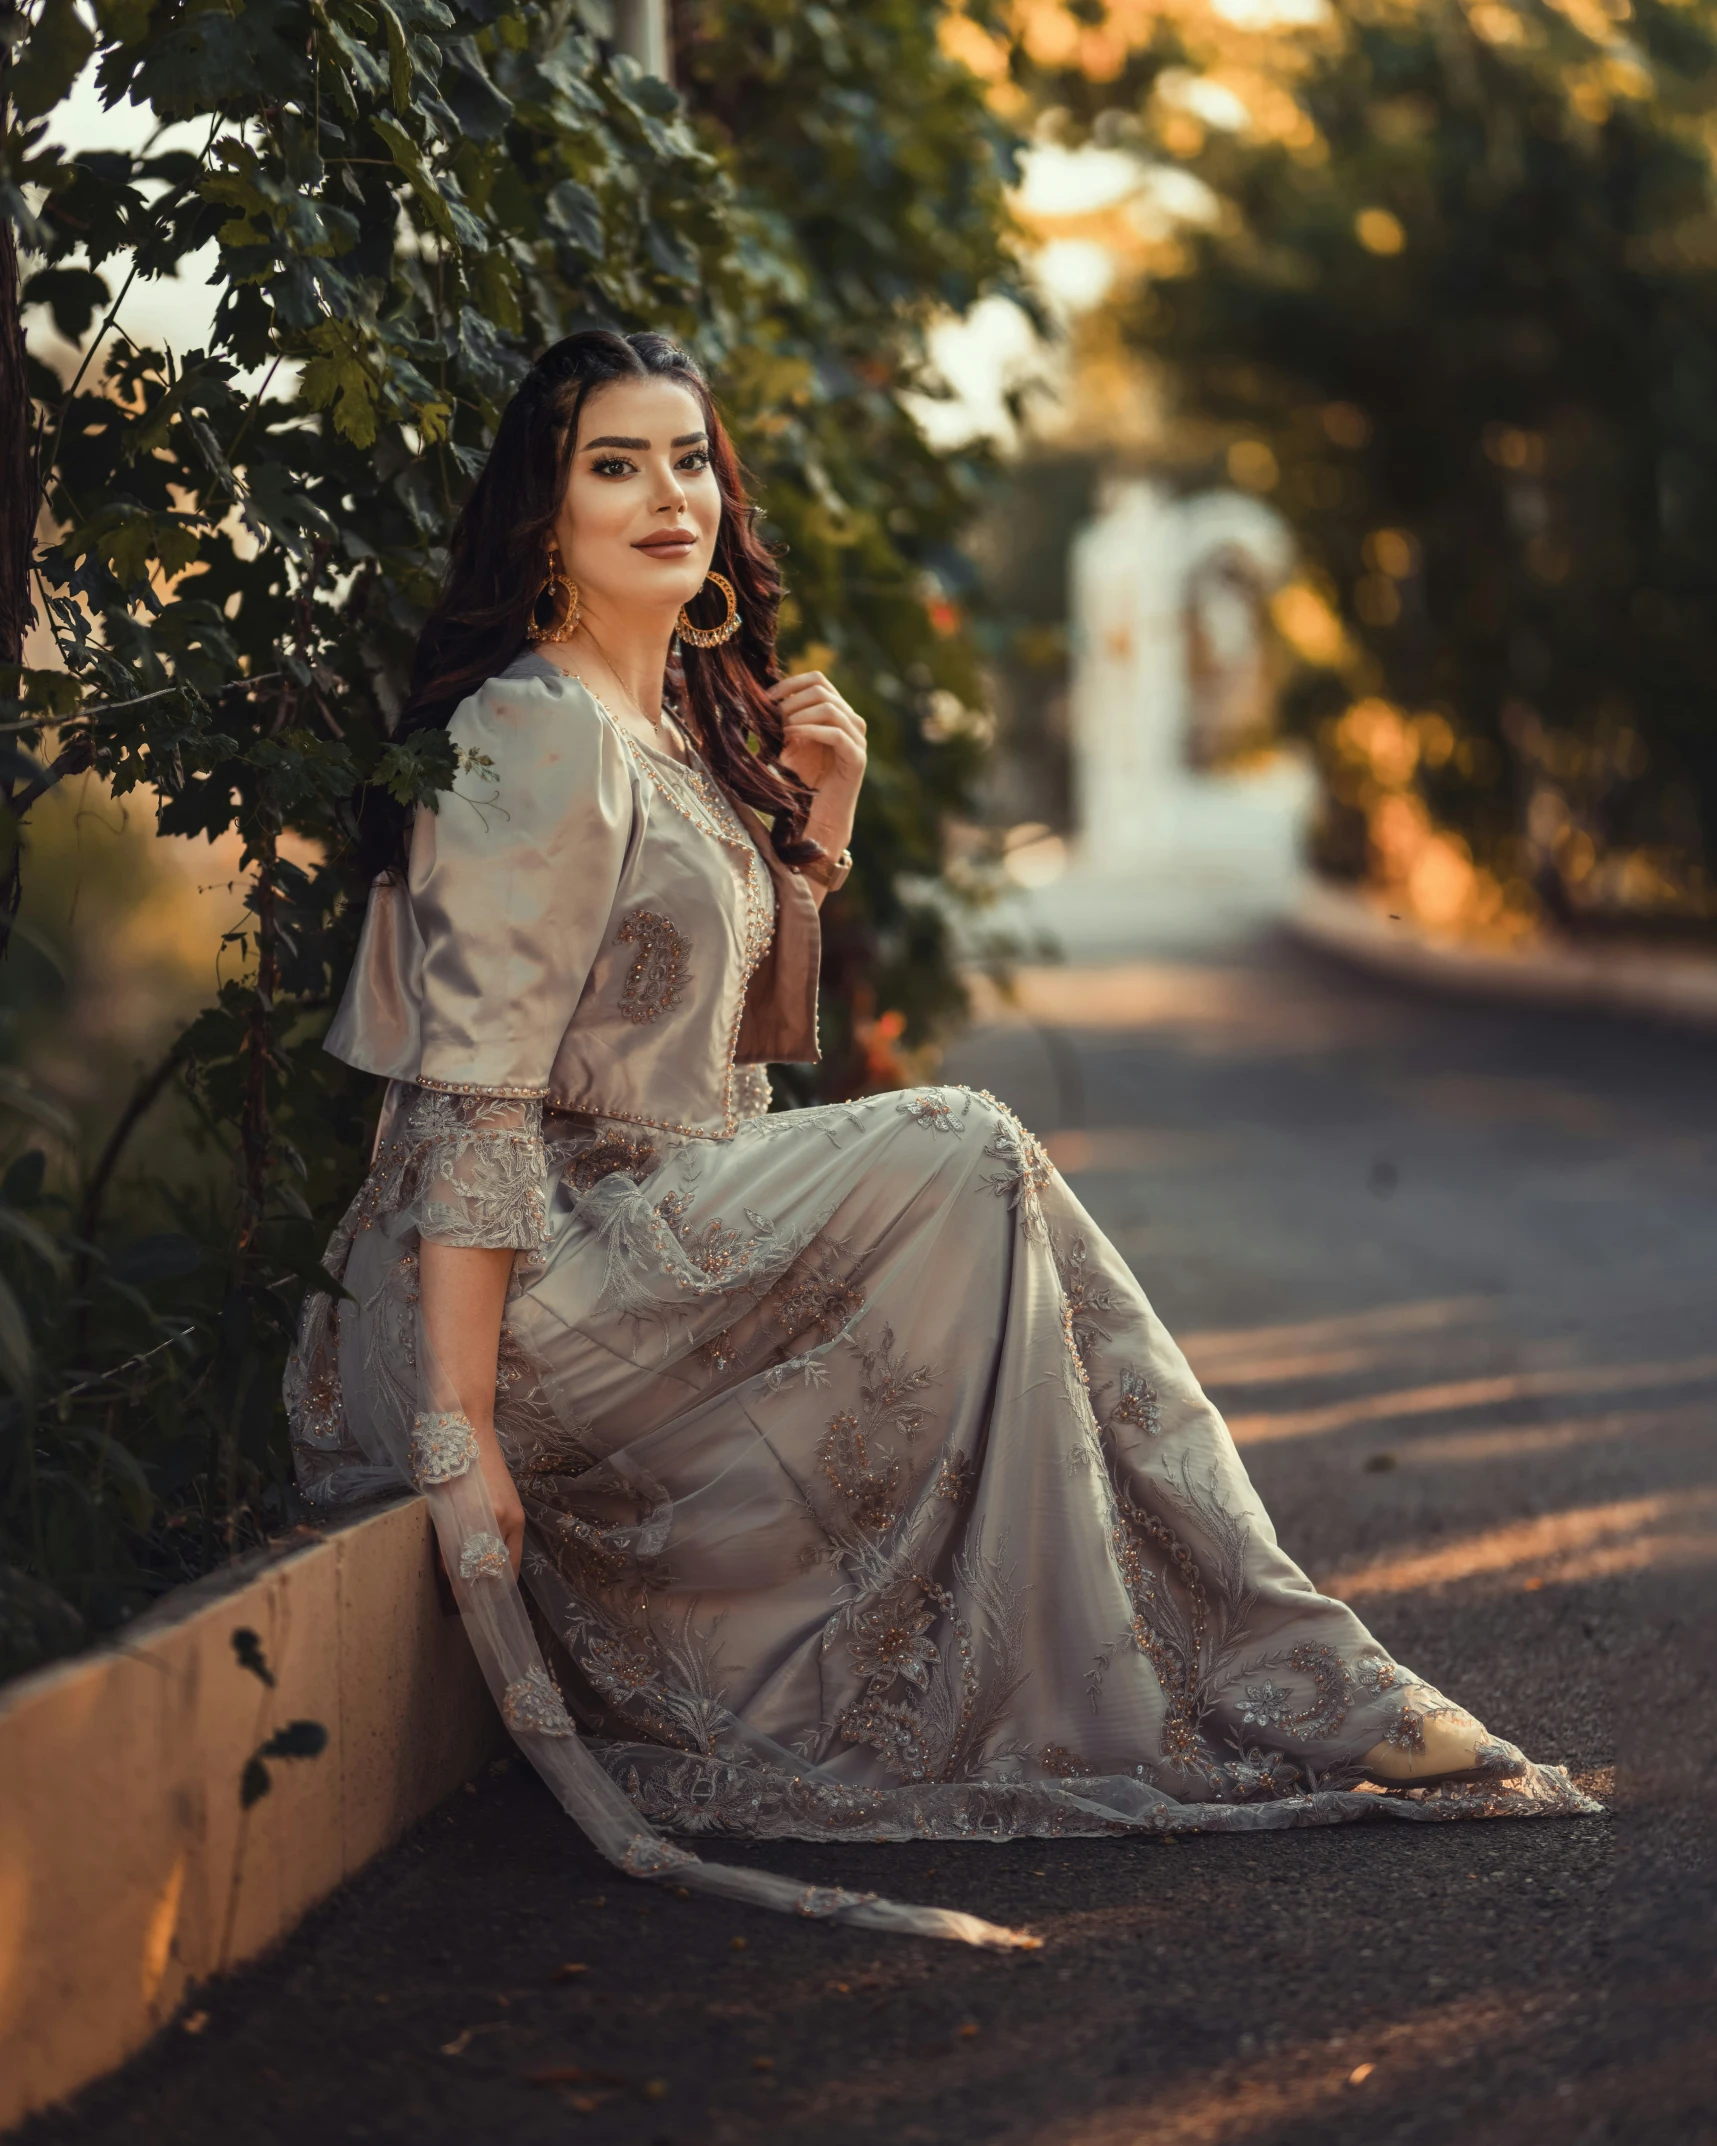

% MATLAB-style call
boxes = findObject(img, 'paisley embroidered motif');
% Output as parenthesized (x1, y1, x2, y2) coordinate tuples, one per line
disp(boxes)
(1233, 1643, 1394, 1744)
(616, 909, 688, 1025)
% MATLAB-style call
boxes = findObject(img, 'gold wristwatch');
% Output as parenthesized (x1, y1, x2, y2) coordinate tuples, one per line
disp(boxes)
(801, 845, 854, 893)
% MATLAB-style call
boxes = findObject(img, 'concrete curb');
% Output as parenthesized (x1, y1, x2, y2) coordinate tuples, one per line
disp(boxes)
(0, 1496, 503, 2132)
(1289, 877, 1717, 1032)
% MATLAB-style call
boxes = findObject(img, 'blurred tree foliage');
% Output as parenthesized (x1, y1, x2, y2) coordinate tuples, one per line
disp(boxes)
(0, 0, 1022, 1675)
(675, 0, 1027, 1085)
(1016, 0, 1717, 941)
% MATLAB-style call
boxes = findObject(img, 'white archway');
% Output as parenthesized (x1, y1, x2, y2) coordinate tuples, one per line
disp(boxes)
(1034, 476, 1314, 953)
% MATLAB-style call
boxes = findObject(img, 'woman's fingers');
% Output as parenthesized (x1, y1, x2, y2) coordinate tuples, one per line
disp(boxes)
(781, 721, 867, 763)
(780, 697, 863, 735)
(779, 699, 856, 736)
(494, 1491, 526, 1577)
(768, 668, 832, 699)
(781, 719, 863, 762)
(780, 731, 866, 788)
(471, 1431, 527, 1577)
(781, 695, 864, 733)
(771, 672, 866, 730)
(772, 674, 867, 846)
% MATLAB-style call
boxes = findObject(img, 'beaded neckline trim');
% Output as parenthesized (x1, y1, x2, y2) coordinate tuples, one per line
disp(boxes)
(471, 663, 776, 1140)
(580, 687, 775, 1139)
(415, 1074, 550, 1100)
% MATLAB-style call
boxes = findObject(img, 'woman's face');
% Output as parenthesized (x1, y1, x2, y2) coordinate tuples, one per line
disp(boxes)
(551, 376, 722, 623)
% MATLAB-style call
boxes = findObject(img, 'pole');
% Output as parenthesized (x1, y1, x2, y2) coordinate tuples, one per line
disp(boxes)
(611, 0, 672, 82)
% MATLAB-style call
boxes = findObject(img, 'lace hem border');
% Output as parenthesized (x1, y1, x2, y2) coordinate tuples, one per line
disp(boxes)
(595, 1746, 1603, 1846)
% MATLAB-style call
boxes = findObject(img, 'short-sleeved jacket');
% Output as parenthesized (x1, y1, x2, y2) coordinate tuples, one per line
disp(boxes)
(324, 651, 822, 1139)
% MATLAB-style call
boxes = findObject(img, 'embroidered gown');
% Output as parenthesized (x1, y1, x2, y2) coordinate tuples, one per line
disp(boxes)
(286, 652, 1596, 1947)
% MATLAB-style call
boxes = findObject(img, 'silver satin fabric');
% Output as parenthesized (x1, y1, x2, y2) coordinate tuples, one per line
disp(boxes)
(289, 664, 1597, 1945)
(326, 651, 779, 1137)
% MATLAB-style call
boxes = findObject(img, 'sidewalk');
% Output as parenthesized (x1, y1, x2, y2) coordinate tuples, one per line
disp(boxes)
(1290, 879, 1717, 1031)
(979, 848, 1717, 1031)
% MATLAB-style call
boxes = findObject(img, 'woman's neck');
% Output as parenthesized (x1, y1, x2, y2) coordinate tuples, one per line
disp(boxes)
(556, 604, 677, 734)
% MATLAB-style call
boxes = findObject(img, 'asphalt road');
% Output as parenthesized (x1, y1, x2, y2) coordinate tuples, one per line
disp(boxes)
(24, 934, 1717, 2146)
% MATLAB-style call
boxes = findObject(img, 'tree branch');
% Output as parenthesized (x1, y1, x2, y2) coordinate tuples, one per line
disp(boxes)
(0, 179, 31, 674)
(0, 670, 286, 732)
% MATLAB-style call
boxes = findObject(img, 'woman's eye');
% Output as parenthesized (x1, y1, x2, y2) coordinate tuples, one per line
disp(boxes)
(678, 449, 711, 472)
(592, 457, 634, 478)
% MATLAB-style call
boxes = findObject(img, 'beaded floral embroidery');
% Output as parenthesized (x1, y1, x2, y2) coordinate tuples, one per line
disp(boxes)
(820, 1412, 903, 1534)
(849, 1585, 939, 1692)
(899, 1091, 967, 1133)
(458, 1532, 510, 1581)
(620, 1834, 699, 1877)
(409, 1409, 479, 1487)
(835, 1568, 995, 1785)
(501, 1664, 575, 1735)
(401, 1089, 547, 1254)
(976, 1090, 1055, 1240)
(1108, 1368, 1163, 1438)
(616, 908, 688, 1025)
(563, 1130, 659, 1191)
(1040, 1743, 1099, 1779)
(935, 1451, 976, 1504)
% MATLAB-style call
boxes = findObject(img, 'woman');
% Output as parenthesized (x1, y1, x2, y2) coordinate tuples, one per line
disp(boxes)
(287, 330, 1595, 1949)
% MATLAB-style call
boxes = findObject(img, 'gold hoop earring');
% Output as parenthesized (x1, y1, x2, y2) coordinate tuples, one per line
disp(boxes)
(526, 557, 580, 644)
(675, 569, 741, 649)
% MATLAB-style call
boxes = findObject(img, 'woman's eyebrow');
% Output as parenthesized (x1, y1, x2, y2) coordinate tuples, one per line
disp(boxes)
(580, 432, 710, 451)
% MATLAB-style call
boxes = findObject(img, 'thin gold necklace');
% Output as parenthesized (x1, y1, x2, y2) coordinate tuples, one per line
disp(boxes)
(557, 634, 694, 764)
(573, 626, 665, 733)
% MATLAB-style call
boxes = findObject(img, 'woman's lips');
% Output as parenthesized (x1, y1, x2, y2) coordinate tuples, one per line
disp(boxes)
(634, 532, 697, 555)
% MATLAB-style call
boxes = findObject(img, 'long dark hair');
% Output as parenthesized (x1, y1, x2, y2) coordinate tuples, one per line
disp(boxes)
(354, 330, 820, 883)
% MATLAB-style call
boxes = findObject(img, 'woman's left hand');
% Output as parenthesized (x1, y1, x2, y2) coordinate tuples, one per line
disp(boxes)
(770, 671, 866, 851)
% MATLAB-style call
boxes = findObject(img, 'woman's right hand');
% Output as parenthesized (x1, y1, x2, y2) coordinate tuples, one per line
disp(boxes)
(419, 1238, 525, 1577)
(476, 1433, 527, 1577)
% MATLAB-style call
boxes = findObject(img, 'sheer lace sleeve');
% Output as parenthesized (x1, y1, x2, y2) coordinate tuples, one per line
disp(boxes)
(392, 1086, 549, 1252)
